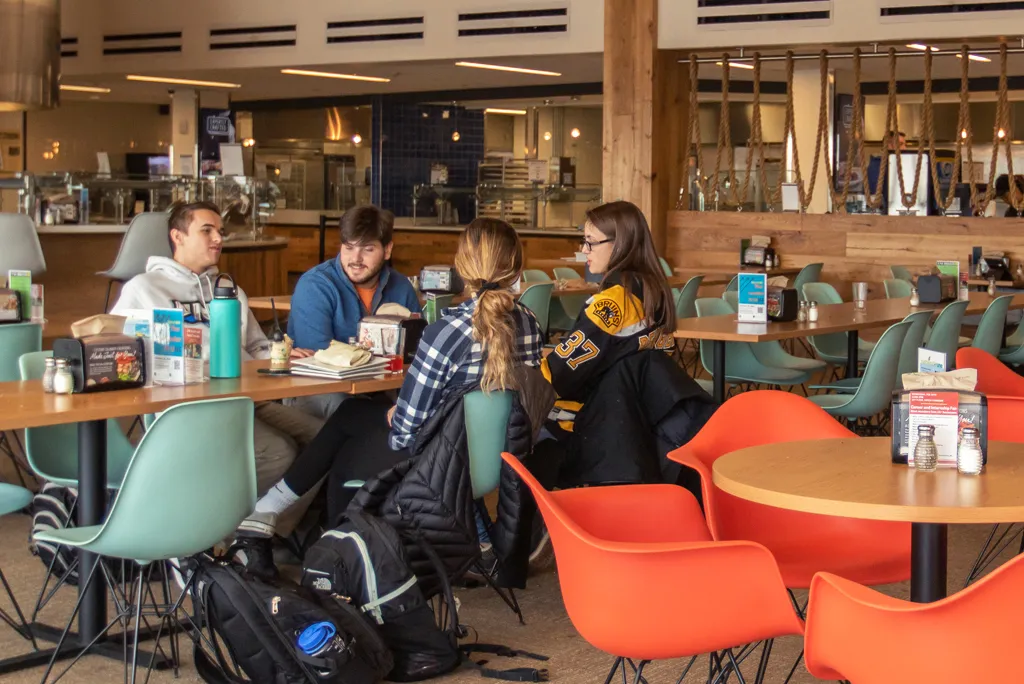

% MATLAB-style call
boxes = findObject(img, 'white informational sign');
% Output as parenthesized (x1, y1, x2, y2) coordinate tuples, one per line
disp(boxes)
(737, 273, 768, 323)
(179, 154, 194, 177)
(96, 152, 111, 175)
(219, 143, 244, 176)
(907, 391, 959, 468)
(781, 183, 800, 212)
(917, 348, 947, 373)
(527, 159, 548, 183)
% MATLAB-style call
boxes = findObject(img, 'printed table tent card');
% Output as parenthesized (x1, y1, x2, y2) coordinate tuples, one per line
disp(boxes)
(737, 273, 768, 323)
(907, 391, 959, 468)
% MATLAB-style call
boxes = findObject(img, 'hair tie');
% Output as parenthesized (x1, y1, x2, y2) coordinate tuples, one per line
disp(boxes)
(478, 281, 500, 293)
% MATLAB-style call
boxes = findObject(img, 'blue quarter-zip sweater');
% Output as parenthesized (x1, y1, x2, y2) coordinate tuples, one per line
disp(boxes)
(287, 259, 422, 351)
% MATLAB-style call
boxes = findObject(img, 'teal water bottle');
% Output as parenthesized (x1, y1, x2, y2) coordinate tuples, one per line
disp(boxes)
(209, 274, 241, 378)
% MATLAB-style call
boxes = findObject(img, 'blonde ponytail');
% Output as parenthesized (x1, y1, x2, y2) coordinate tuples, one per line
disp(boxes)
(454, 219, 525, 392)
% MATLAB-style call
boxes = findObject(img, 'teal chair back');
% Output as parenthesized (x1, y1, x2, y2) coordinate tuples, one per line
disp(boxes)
(884, 279, 912, 299)
(658, 257, 673, 277)
(971, 295, 1014, 357)
(522, 269, 551, 284)
(463, 390, 514, 499)
(549, 267, 588, 323)
(833, 321, 912, 418)
(695, 298, 806, 385)
(802, 282, 844, 305)
(0, 323, 41, 383)
(91, 397, 257, 562)
(20, 350, 135, 488)
(925, 299, 968, 367)
(518, 282, 553, 336)
(793, 263, 824, 301)
(890, 265, 913, 282)
(675, 275, 704, 319)
(896, 311, 932, 389)
(722, 291, 738, 312)
(725, 275, 739, 293)
(553, 267, 583, 281)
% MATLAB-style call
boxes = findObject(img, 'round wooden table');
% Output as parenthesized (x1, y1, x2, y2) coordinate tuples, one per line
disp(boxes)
(713, 437, 1024, 603)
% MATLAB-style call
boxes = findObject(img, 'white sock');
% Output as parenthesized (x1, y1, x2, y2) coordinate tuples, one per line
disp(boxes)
(254, 481, 300, 517)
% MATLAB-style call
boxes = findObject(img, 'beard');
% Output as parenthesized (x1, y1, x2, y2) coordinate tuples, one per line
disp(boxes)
(344, 260, 385, 285)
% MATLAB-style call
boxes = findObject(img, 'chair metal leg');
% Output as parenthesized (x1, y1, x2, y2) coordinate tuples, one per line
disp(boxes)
(782, 649, 804, 684)
(753, 639, 774, 684)
(674, 656, 699, 684)
(0, 566, 37, 649)
(103, 281, 114, 314)
(0, 432, 32, 489)
(631, 660, 649, 684)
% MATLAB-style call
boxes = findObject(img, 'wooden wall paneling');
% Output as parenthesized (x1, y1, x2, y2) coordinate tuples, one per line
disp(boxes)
(650, 50, 690, 254)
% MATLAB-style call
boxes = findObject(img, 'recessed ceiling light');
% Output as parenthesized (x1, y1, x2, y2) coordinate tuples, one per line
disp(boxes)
(484, 108, 527, 115)
(715, 61, 755, 70)
(60, 84, 111, 93)
(455, 61, 561, 77)
(351, 134, 362, 144)
(543, 131, 552, 141)
(452, 131, 461, 142)
(280, 68, 391, 83)
(570, 128, 581, 139)
(956, 53, 992, 63)
(906, 44, 939, 52)
(126, 75, 241, 88)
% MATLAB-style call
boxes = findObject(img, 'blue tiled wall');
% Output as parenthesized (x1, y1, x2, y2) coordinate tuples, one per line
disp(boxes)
(378, 103, 483, 221)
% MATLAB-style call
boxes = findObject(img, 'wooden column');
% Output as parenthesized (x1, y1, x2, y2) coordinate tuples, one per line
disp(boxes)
(602, 0, 689, 253)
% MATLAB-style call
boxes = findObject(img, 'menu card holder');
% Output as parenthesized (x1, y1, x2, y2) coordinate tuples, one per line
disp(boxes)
(890, 389, 987, 466)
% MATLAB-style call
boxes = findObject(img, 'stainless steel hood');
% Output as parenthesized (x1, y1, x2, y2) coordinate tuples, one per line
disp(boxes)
(0, 0, 60, 111)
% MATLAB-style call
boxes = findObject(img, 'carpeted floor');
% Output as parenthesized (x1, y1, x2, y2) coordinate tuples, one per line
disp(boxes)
(0, 511, 1015, 683)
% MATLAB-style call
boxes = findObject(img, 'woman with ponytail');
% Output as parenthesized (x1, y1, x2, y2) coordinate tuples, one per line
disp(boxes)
(231, 218, 543, 577)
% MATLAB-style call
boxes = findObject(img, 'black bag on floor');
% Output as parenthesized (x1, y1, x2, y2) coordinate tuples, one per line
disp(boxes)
(302, 512, 461, 682)
(190, 556, 393, 684)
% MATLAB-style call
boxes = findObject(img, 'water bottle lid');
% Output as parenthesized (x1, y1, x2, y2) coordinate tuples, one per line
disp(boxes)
(213, 273, 237, 299)
(297, 622, 336, 655)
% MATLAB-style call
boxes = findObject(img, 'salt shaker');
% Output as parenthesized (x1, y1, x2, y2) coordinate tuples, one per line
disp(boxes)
(959, 283, 970, 302)
(52, 358, 74, 395)
(42, 357, 56, 393)
(988, 279, 997, 297)
(914, 425, 939, 472)
(909, 287, 920, 307)
(957, 427, 984, 475)
(808, 301, 819, 322)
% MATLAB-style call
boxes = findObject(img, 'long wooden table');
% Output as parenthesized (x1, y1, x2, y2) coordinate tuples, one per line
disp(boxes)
(676, 293, 1024, 403)
(0, 360, 402, 674)
(714, 437, 1024, 602)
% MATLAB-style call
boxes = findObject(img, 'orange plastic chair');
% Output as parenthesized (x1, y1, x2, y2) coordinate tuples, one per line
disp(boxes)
(668, 390, 910, 589)
(501, 453, 803, 683)
(805, 554, 1024, 683)
(956, 347, 1024, 396)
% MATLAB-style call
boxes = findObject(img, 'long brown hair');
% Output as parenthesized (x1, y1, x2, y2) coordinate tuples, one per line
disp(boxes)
(586, 201, 676, 331)
(454, 218, 525, 391)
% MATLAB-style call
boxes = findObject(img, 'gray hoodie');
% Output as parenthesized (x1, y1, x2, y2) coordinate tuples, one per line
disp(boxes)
(111, 256, 271, 360)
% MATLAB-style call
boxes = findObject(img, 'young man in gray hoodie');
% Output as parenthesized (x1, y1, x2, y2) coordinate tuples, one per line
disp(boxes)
(111, 201, 324, 537)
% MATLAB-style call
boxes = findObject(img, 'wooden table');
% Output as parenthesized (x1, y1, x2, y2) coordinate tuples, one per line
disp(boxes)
(713, 437, 1024, 603)
(676, 293, 1024, 403)
(0, 360, 402, 674)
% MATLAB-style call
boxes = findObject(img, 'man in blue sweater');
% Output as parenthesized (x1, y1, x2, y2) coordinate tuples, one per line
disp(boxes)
(287, 205, 421, 416)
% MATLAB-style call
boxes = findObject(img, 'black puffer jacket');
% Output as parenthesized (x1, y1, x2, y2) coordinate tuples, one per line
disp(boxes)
(347, 367, 555, 598)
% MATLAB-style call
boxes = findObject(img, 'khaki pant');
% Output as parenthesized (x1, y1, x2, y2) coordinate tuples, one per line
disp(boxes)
(252, 402, 325, 536)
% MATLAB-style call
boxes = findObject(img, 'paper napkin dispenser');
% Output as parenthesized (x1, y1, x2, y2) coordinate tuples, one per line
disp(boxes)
(52, 334, 146, 393)
(357, 315, 427, 363)
(916, 275, 957, 303)
(767, 287, 798, 322)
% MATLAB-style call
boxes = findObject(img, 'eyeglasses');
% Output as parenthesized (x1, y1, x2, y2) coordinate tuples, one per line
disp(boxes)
(579, 238, 613, 253)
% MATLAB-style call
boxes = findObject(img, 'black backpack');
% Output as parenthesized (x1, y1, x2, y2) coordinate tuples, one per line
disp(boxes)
(190, 555, 393, 684)
(302, 512, 461, 682)
(303, 513, 548, 683)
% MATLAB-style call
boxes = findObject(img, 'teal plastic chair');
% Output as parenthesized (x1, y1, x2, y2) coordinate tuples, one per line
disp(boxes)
(518, 282, 554, 336)
(549, 269, 588, 331)
(553, 267, 584, 282)
(464, 391, 514, 499)
(808, 321, 912, 422)
(970, 295, 1013, 358)
(890, 266, 913, 282)
(19, 351, 135, 489)
(0, 323, 42, 485)
(801, 282, 875, 368)
(924, 299, 969, 369)
(695, 298, 810, 389)
(884, 279, 912, 299)
(719, 294, 827, 376)
(722, 291, 738, 311)
(674, 275, 704, 320)
(793, 263, 824, 301)
(0, 483, 36, 648)
(522, 269, 551, 284)
(658, 257, 673, 278)
(725, 275, 739, 293)
(34, 397, 257, 684)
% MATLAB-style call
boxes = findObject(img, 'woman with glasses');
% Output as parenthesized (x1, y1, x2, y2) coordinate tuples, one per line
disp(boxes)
(536, 200, 714, 491)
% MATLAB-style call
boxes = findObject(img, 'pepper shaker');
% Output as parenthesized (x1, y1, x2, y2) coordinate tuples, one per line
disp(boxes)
(988, 278, 997, 297)
(914, 425, 939, 472)
(42, 357, 56, 393)
(797, 300, 808, 322)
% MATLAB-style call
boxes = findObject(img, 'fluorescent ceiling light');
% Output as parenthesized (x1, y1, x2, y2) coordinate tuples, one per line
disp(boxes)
(126, 75, 241, 88)
(60, 84, 111, 93)
(484, 108, 527, 115)
(455, 61, 561, 77)
(715, 61, 755, 70)
(906, 44, 939, 52)
(280, 68, 391, 83)
(956, 53, 992, 62)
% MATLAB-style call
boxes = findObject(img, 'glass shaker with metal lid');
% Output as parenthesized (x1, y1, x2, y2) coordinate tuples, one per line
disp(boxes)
(957, 427, 984, 475)
(914, 425, 938, 472)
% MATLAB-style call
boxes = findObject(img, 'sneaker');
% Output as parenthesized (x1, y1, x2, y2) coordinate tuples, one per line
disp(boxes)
(461, 542, 498, 585)
(231, 535, 279, 581)
(235, 511, 278, 538)
(528, 519, 555, 575)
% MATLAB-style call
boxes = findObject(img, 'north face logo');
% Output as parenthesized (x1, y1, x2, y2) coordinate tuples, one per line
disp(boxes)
(313, 577, 332, 592)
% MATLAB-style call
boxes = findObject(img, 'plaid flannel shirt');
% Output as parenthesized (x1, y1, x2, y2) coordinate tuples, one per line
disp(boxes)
(389, 297, 543, 450)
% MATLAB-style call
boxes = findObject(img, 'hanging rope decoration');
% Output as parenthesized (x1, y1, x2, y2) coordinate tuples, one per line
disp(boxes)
(814, 50, 854, 211)
(681, 54, 705, 210)
(742, 53, 773, 210)
(999, 43, 1023, 212)
(711, 54, 743, 207)
(889, 50, 928, 210)
(782, 51, 831, 211)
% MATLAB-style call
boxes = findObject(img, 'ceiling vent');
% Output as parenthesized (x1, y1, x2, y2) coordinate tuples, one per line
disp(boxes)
(696, 0, 831, 28)
(880, 0, 1024, 19)
(102, 31, 182, 56)
(326, 17, 424, 44)
(210, 25, 297, 51)
(457, 7, 568, 37)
